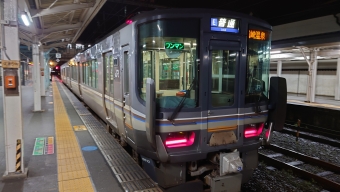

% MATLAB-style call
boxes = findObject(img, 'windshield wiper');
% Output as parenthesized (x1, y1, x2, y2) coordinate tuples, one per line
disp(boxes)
(167, 79, 195, 122)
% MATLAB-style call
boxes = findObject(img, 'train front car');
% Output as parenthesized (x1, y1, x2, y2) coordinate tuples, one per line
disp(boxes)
(130, 9, 284, 192)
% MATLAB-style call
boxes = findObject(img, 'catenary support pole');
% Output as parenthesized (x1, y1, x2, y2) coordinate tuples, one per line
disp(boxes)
(310, 49, 318, 103)
(335, 58, 340, 100)
(277, 60, 282, 77)
(1, 0, 28, 178)
(40, 50, 46, 96)
(33, 37, 43, 111)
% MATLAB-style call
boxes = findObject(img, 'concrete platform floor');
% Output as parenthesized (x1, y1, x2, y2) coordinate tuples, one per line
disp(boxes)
(0, 83, 123, 192)
(288, 93, 340, 110)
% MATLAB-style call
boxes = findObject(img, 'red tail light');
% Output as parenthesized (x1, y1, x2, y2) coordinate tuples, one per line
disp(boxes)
(165, 131, 195, 148)
(244, 123, 264, 138)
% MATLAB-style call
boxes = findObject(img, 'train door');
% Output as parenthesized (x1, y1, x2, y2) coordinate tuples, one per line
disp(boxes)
(103, 52, 118, 130)
(103, 52, 111, 122)
(121, 47, 135, 144)
(205, 39, 241, 146)
(113, 49, 126, 139)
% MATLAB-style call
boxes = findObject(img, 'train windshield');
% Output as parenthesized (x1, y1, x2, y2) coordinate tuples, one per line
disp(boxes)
(138, 19, 200, 109)
(245, 26, 271, 104)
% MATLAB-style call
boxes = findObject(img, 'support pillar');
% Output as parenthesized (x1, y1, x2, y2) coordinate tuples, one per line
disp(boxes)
(310, 50, 318, 102)
(33, 37, 43, 111)
(1, 0, 27, 178)
(277, 60, 282, 77)
(335, 58, 340, 100)
(40, 51, 46, 96)
(299, 47, 318, 103)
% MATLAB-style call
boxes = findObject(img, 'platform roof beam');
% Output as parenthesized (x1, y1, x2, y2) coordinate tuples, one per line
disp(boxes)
(107, 0, 167, 8)
(43, 42, 69, 49)
(31, 3, 94, 18)
(41, 35, 75, 43)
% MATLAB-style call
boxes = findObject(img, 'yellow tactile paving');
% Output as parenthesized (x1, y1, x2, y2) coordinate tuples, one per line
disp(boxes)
(52, 82, 94, 192)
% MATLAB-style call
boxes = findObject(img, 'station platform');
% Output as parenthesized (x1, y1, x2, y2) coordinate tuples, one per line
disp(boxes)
(286, 94, 340, 133)
(287, 94, 340, 110)
(0, 79, 160, 192)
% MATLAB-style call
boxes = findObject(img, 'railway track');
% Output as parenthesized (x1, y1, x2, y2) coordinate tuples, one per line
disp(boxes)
(259, 144, 340, 192)
(284, 122, 340, 140)
(282, 124, 340, 148)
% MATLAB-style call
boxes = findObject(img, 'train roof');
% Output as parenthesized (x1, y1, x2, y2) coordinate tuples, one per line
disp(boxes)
(95, 8, 271, 44)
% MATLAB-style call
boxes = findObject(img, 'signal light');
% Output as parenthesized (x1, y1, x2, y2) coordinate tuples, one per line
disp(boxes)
(56, 66, 59, 70)
(244, 123, 264, 138)
(165, 131, 195, 148)
(125, 19, 133, 24)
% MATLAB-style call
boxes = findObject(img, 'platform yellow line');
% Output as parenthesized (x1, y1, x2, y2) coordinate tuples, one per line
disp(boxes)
(52, 82, 94, 192)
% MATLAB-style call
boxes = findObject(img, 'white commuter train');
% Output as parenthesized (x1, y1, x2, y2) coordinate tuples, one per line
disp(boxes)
(61, 8, 287, 192)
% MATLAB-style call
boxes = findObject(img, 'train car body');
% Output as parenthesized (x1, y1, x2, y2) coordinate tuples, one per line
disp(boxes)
(61, 8, 285, 192)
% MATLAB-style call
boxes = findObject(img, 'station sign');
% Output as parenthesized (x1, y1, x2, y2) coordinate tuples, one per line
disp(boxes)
(211, 17, 239, 33)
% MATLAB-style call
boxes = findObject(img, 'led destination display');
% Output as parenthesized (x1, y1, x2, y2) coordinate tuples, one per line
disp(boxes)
(211, 17, 239, 33)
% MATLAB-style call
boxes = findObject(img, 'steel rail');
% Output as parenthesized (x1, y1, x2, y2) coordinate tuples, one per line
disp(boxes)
(284, 123, 340, 140)
(281, 127, 340, 148)
(259, 146, 340, 192)
(267, 144, 340, 174)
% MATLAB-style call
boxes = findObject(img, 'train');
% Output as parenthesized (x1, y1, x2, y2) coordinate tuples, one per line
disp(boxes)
(61, 8, 287, 192)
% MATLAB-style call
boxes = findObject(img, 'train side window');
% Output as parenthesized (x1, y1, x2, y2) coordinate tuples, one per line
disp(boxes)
(210, 50, 236, 107)
(71, 66, 74, 80)
(84, 63, 86, 85)
(82, 63, 85, 84)
(105, 56, 110, 94)
(92, 60, 97, 88)
(124, 51, 129, 94)
(88, 61, 92, 87)
(111, 56, 115, 94)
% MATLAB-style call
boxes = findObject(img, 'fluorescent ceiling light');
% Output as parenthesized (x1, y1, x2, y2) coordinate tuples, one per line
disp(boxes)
(271, 50, 281, 54)
(21, 14, 30, 26)
(270, 54, 291, 59)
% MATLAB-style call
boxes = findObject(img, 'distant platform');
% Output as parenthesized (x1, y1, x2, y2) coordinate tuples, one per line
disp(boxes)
(287, 94, 340, 111)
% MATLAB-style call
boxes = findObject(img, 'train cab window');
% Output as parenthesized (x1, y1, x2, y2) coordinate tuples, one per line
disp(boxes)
(245, 26, 271, 103)
(138, 19, 199, 109)
(211, 50, 236, 107)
